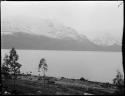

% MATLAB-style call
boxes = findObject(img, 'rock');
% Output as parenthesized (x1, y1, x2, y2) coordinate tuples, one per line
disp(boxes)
(84, 92, 94, 95)
(37, 90, 42, 94)
(4, 91, 11, 95)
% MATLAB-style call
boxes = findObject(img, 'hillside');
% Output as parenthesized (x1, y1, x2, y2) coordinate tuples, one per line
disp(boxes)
(1, 16, 121, 51)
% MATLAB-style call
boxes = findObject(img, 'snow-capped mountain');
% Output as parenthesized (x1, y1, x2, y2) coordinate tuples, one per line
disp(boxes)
(93, 35, 122, 46)
(1, 16, 87, 41)
(1, 16, 121, 51)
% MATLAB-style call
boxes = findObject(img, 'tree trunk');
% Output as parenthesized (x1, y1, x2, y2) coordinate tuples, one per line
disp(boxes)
(14, 67, 16, 94)
(13, 60, 16, 94)
(43, 70, 45, 88)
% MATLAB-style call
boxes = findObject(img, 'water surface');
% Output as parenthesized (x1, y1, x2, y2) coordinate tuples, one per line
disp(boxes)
(1, 49, 123, 83)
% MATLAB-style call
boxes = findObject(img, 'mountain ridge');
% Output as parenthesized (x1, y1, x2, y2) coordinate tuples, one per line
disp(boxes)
(1, 32, 121, 51)
(1, 16, 121, 51)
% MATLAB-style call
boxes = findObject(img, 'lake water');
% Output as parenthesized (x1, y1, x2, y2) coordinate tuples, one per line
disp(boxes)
(1, 49, 124, 83)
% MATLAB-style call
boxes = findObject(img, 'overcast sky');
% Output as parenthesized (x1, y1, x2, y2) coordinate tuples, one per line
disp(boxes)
(1, 1, 123, 40)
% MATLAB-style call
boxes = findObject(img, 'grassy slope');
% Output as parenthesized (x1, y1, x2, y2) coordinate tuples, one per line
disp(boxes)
(2, 78, 118, 95)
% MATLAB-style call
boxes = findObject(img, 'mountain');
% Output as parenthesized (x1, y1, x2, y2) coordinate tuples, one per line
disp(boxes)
(1, 16, 121, 51)
(92, 33, 122, 46)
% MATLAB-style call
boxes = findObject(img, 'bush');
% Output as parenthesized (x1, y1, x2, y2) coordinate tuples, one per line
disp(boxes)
(112, 70, 124, 95)
(113, 70, 124, 87)
(80, 77, 86, 81)
(61, 77, 65, 80)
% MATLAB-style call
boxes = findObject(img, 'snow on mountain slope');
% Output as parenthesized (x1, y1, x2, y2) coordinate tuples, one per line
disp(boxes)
(1, 16, 121, 47)
(93, 33, 122, 46)
(1, 16, 87, 41)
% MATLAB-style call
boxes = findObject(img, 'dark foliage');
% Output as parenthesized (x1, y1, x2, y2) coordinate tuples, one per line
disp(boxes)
(80, 77, 86, 81)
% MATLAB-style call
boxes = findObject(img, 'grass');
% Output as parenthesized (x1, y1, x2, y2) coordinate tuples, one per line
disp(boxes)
(2, 77, 120, 95)
(2, 79, 57, 95)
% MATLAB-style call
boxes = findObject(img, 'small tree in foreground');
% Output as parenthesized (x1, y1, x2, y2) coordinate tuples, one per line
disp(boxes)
(113, 70, 124, 87)
(1, 54, 10, 79)
(1, 48, 22, 94)
(4, 48, 22, 93)
(80, 77, 86, 81)
(38, 58, 48, 88)
(9, 48, 22, 78)
(113, 70, 124, 95)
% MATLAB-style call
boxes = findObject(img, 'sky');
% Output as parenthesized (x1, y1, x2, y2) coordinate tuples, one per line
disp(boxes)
(1, 1, 123, 40)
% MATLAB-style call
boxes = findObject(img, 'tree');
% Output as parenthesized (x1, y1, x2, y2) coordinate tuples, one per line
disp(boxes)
(9, 48, 22, 78)
(8, 47, 22, 94)
(80, 77, 86, 81)
(112, 70, 124, 95)
(38, 58, 48, 88)
(1, 48, 22, 94)
(1, 54, 10, 79)
(113, 70, 124, 87)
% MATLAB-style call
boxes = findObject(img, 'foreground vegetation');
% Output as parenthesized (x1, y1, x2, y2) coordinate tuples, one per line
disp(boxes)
(2, 74, 122, 95)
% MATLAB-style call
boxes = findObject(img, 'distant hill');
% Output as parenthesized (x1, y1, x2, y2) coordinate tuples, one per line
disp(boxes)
(1, 16, 121, 51)
(1, 32, 121, 51)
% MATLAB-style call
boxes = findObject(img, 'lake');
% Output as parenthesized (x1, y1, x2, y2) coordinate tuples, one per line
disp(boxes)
(1, 49, 124, 83)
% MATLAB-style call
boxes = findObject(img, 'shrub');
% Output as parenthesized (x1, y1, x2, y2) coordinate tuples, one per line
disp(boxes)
(80, 77, 86, 81)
